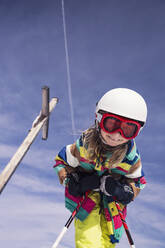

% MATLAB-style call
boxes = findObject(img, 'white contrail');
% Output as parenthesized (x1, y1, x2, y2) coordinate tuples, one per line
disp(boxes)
(61, 0, 76, 137)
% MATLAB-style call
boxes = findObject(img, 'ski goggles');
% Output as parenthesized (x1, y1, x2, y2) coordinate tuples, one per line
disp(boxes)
(99, 113, 141, 139)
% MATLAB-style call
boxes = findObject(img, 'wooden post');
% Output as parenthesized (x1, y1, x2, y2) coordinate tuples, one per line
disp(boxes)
(0, 97, 58, 194)
(42, 86, 49, 140)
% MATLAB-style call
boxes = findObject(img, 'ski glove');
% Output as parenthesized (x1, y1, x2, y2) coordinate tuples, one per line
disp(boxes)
(68, 172, 100, 197)
(100, 175, 134, 205)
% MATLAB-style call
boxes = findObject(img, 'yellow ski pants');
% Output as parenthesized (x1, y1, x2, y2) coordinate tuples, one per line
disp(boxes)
(74, 192, 116, 248)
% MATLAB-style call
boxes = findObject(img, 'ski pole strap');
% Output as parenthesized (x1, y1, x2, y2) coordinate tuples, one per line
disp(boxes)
(115, 202, 136, 248)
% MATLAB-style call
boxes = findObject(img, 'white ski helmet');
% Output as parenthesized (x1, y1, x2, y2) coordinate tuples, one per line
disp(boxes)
(96, 88, 147, 124)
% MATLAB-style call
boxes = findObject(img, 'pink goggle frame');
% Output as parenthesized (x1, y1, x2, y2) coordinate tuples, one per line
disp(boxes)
(99, 113, 142, 140)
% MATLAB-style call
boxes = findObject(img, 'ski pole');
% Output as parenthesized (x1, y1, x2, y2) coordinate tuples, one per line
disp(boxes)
(51, 192, 89, 248)
(115, 202, 136, 248)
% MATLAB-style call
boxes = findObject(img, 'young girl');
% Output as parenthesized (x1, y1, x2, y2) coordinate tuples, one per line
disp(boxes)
(54, 88, 147, 248)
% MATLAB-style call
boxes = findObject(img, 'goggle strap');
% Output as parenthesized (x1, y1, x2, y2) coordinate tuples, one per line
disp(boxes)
(96, 112, 102, 122)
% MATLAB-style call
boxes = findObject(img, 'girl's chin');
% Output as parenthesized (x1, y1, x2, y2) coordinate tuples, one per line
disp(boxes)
(107, 140, 121, 147)
(102, 135, 126, 147)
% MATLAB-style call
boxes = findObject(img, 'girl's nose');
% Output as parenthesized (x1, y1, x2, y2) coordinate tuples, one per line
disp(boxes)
(111, 131, 122, 138)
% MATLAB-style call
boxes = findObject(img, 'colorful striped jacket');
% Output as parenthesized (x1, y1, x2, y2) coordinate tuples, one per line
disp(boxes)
(54, 135, 146, 243)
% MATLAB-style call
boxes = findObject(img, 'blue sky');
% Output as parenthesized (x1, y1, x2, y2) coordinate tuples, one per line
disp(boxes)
(0, 0, 165, 247)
